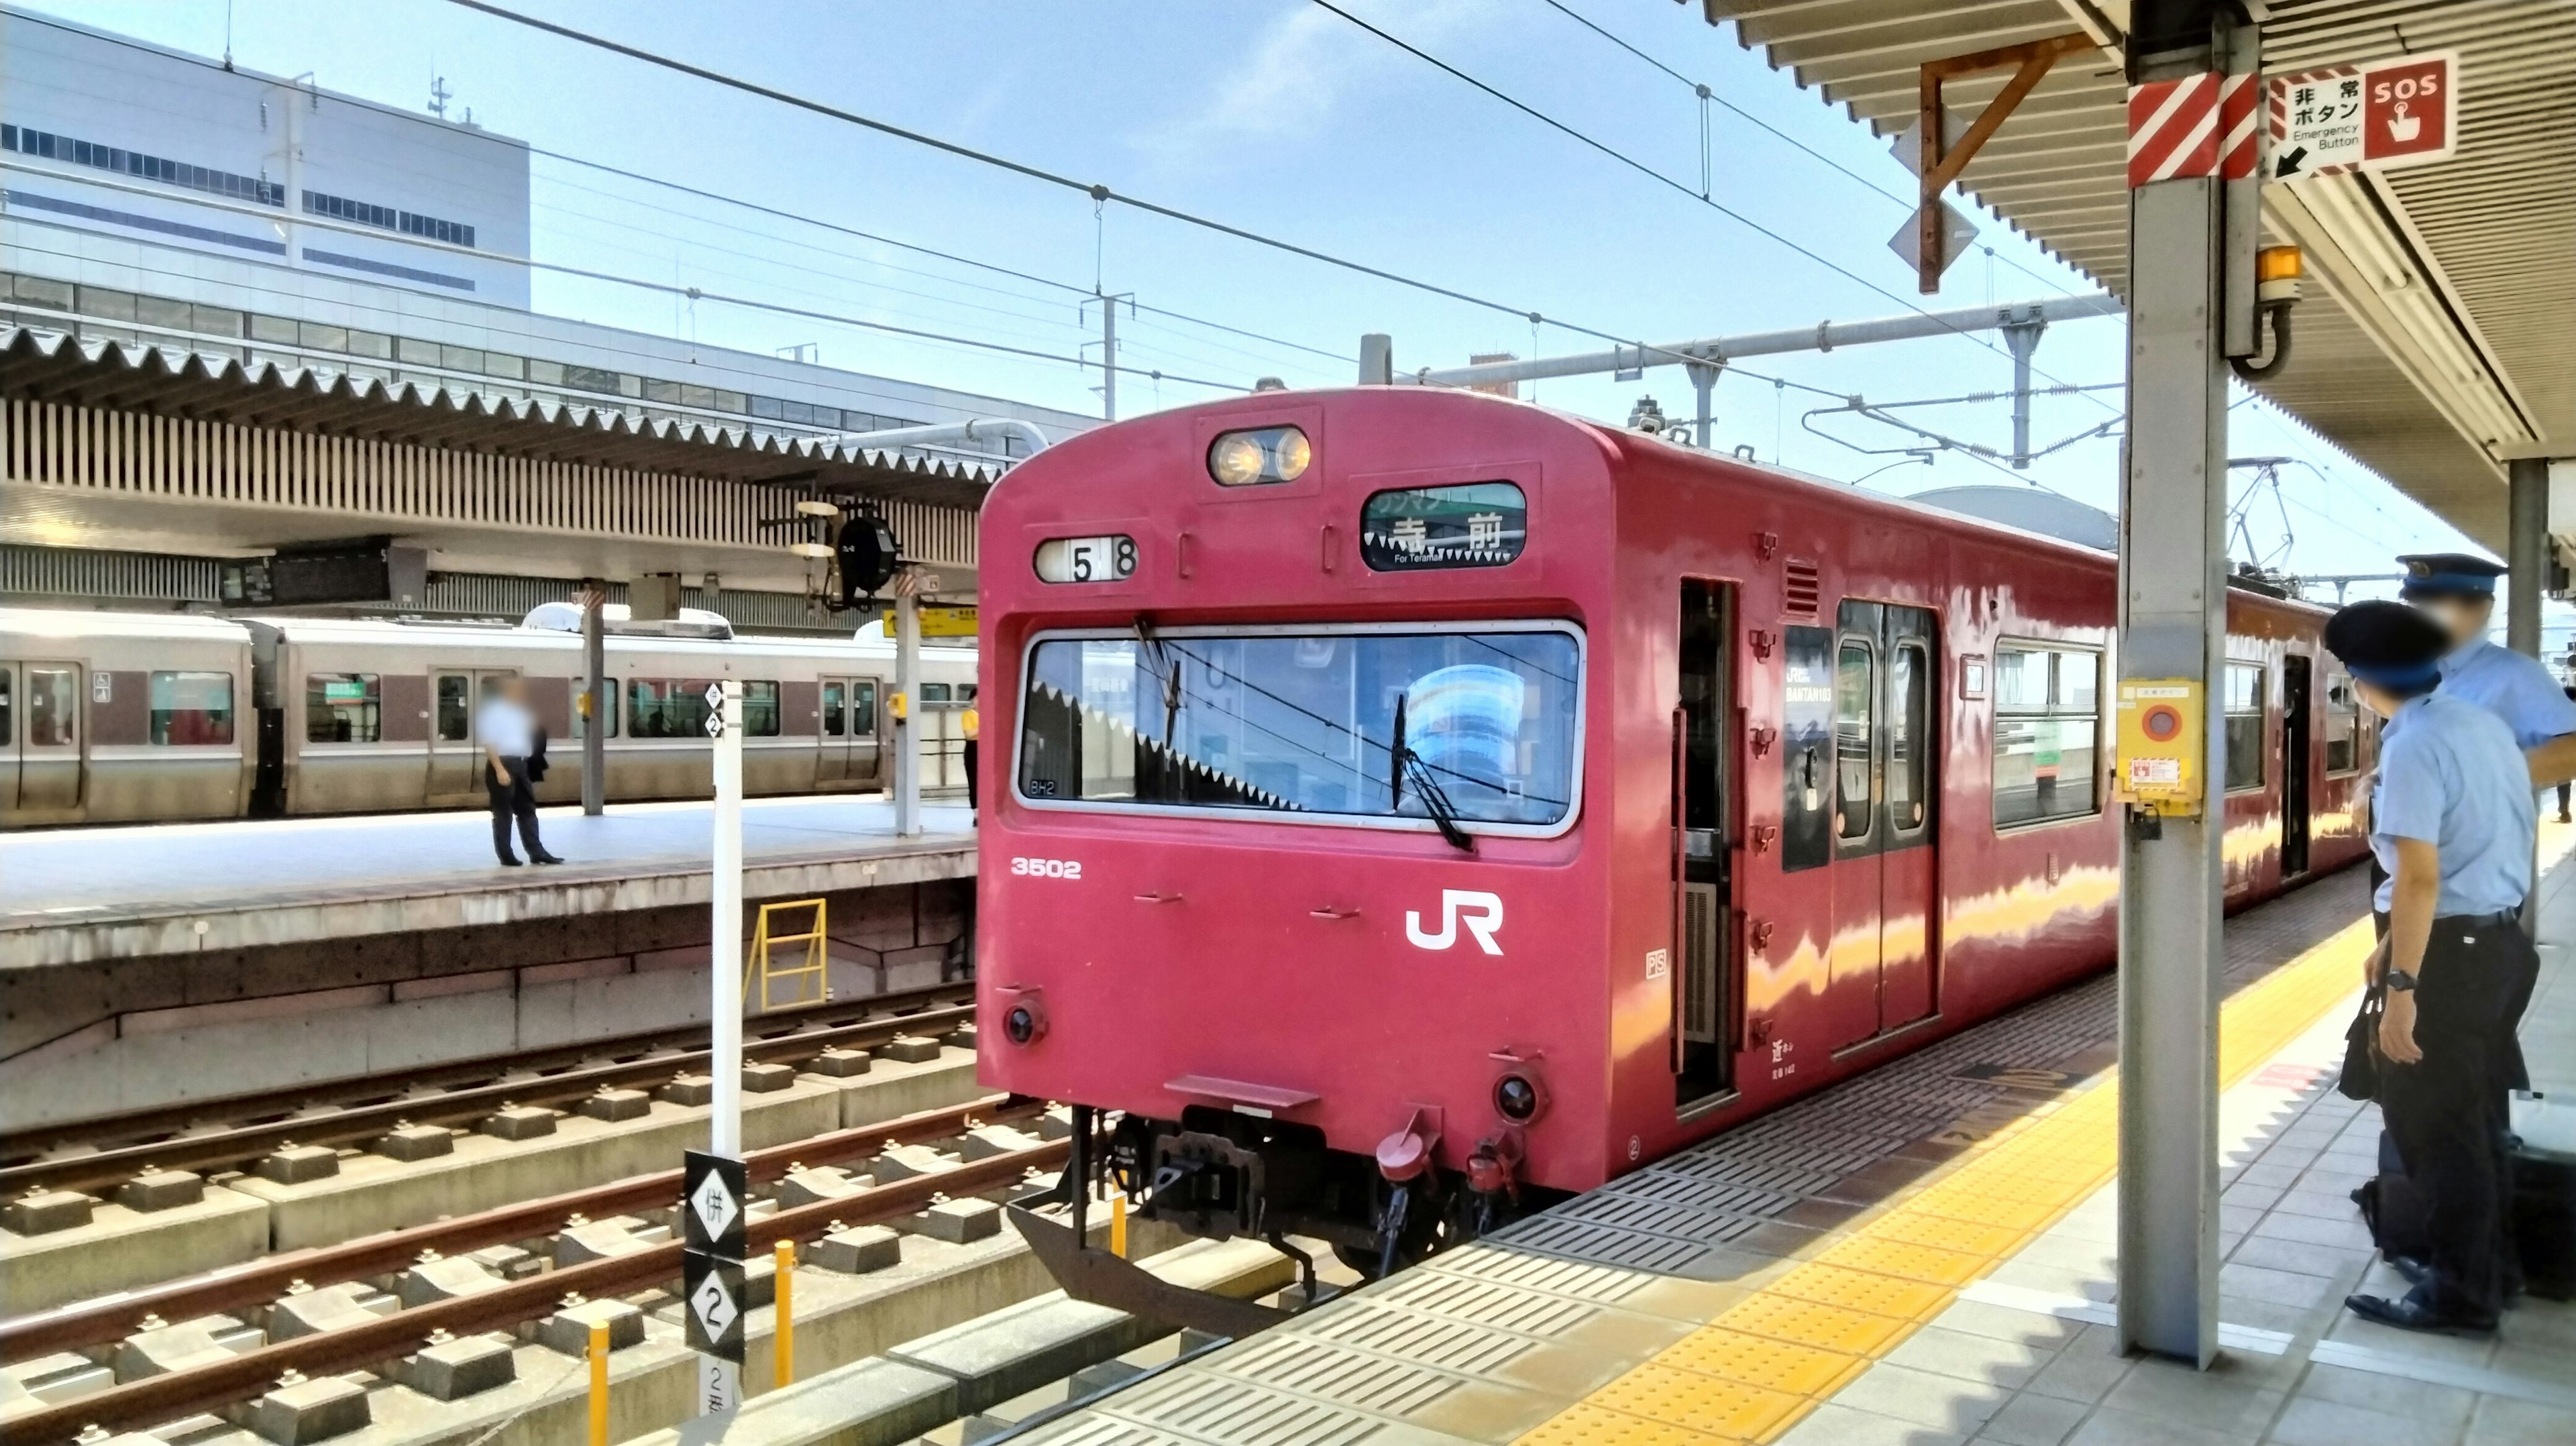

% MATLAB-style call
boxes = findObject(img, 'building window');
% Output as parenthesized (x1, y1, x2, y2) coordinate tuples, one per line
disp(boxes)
(150, 670, 234, 745)
(301, 190, 476, 249)
(5, 124, 285, 205)
(307, 673, 380, 742)
(2224, 663, 2267, 793)
(1993, 644, 2101, 828)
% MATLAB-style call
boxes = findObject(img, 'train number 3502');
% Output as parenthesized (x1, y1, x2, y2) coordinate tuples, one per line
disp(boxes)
(1010, 856, 1084, 879)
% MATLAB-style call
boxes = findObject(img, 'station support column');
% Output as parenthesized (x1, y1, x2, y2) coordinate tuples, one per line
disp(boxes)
(2114, 0, 2244, 1368)
(894, 590, 922, 838)
(2508, 458, 2548, 660)
(582, 581, 606, 816)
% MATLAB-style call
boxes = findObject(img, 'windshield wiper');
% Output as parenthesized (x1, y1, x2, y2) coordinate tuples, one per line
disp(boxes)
(1134, 616, 1181, 749)
(1389, 694, 1474, 853)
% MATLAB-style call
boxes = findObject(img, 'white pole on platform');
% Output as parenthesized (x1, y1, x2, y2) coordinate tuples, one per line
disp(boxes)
(894, 591, 922, 838)
(709, 677, 744, 1156)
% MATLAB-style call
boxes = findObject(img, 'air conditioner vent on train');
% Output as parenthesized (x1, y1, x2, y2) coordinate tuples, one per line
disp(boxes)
(1783, 559, 1821, 616)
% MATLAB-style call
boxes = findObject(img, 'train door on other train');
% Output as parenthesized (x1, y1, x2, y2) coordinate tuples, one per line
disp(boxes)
(3, 660, 85, 816)
(817, 675, 882, 785)
(1674, 579, 1737, 1106)
(426, 668, 520, 800)
(2280, 655, 2312, 877)
(1825, 602, 1939, 1051)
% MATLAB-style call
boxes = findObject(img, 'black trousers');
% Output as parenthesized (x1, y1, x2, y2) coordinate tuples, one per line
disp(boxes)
(486, 755, 545, 861)
(2377, 913, 2536, 1321)
(963, 738, 979, 810)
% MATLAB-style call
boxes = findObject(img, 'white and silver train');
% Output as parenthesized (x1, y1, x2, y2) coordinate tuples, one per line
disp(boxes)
(0, 605, 977, 827)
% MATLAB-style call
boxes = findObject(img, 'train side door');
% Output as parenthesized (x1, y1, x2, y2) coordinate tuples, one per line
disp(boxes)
(7, 661, 86, 815)
(2280, 655, 2312, 877)
(816, 675, 882, 785)
(1875, 608, 1939, 1032)
(1674, 580, 1737, 1107)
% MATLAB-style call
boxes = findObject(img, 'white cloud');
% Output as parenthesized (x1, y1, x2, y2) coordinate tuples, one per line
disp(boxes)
(1135, 0, 1491, 170)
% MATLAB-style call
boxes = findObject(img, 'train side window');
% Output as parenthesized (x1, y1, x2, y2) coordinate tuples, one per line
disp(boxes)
(2223, 663, 2266, 792)
(744, 681, 782, 737)
(851, 681, 877, 736)
(436, 675, 471, 741)
(1835, 643, 1875, 840)
(921, 683, 953, 702)
(1993, 643, 2101, 828)
(572, 681, 617, 740)
(307, 673, 380, 743)
(1780, 626, 1835, 872)
(150, 671, 233, 746)
(1888, 643, 1929, 832)
(2323, 665, 2360, 775)
(822, 681, 846, 737)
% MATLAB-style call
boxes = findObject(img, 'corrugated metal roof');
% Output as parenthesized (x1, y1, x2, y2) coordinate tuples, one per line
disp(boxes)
(0, 323, 1006, 511)
(1699, 0, 2573, 549)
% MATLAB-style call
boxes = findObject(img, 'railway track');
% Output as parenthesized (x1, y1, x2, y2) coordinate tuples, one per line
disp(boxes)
(1, 980, 976, 1199)
(3, 1095, 1063, 1444)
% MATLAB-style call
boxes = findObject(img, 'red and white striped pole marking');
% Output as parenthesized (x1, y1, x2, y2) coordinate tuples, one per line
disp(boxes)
(2128, 72, 2258, 187)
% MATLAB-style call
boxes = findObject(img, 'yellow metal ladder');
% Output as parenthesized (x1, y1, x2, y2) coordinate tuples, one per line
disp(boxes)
(743, 898, 830, 1013)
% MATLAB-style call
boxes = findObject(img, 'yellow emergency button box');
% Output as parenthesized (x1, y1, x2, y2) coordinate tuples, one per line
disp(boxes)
(2116, 679, 2204, 816)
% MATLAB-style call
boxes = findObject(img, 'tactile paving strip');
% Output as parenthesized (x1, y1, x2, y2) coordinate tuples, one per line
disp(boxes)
(1022, 869, 2379, 1446)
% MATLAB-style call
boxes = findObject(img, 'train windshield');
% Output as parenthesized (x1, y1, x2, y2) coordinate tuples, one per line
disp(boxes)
(1016, 625, 1582, 829)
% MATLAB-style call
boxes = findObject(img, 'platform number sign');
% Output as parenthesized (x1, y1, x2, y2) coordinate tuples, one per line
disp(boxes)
(682, 1149, 749, 1377)
(2268, 50, 2458, 180)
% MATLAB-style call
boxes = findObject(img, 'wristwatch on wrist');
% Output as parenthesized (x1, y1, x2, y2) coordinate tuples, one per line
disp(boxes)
(2384, 969, 2418, 993)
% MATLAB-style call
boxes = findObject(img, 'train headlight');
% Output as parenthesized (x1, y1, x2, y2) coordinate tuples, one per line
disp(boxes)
(1208, 426, 1311, 487)
(1494, 1072, 1545, 1123)
(1004, 1006, 1040, 1044)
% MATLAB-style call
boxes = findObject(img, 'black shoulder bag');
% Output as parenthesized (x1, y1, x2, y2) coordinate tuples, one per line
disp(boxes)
(2337, 981, 2384, 1101)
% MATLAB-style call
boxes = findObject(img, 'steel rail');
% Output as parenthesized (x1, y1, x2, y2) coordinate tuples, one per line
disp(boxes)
(7, 1121, 1069, 1445)
(2, 980, 973, 1164)
(0, 1000, 975, 1199)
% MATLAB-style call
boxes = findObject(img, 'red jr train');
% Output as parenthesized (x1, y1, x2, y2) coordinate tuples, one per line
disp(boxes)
(975, 386, 2369, 1285)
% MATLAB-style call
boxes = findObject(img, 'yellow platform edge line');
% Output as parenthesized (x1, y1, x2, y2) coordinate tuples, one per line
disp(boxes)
(1510, 909, 2383, 1446)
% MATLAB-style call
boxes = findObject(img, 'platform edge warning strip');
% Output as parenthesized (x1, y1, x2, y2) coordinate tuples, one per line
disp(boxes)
(1513, 913, 2377, 1446)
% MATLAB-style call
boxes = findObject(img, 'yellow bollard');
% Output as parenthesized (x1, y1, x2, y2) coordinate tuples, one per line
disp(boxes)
(773, 1238, 796, 1389)
(1110, 1189, 1128, 1260)
(587, 1319, 609, 1446)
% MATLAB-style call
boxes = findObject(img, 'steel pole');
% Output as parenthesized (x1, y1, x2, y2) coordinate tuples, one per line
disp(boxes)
(2114, 7, 2236, 1369)
(582, 585, 606, 816)
(2508, 457, 2548, 660)
(710, 679, 744, 1158)
(2002, 318, 2045, 468)
(1101, 296, 1118, 422)
(894, 593, 922, 838)
(1688, 361, 1720, 449)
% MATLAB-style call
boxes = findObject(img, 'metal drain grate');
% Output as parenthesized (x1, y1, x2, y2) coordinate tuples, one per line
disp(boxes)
(1216, 1335, 1466, 1416)
(1289, 1301, 1539, 1374)
(1102, 1374, 1392, 1446)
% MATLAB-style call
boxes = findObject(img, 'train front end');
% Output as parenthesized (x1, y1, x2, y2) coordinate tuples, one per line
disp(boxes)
(976, 388, 1622, 1275)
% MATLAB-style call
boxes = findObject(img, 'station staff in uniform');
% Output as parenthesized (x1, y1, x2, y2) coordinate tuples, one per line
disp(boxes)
(2330, 600, 2536, 1334)
(2387, 553, 2576, 1092)
(477, 677, 565, 868)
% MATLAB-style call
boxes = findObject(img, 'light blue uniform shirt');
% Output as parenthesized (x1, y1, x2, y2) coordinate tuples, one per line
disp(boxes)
(2438, 638, 2576, 749)
(2371, 691, 2534, 916)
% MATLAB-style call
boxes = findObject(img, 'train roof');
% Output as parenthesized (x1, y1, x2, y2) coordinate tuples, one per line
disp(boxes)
(0, 607, 980, 659)
(0, 607, 256, 644)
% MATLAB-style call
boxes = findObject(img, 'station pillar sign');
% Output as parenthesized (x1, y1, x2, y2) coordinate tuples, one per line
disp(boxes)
(682, 1148, 749, 1412)
(2267, 50, 2457, 180)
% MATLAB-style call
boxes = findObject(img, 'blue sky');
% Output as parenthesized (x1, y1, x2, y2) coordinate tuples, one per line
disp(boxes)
(28, 0, 2514, 612)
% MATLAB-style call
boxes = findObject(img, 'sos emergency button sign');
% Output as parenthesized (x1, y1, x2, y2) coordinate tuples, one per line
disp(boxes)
(2269, 50, 2458, 180)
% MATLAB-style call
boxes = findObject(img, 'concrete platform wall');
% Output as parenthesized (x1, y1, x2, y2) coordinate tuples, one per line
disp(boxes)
(1, 877, 970, 1131)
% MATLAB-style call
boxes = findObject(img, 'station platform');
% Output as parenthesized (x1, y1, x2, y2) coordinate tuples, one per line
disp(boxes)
(0, 796, 975, 969)
(1022, 833, 2576, 1446)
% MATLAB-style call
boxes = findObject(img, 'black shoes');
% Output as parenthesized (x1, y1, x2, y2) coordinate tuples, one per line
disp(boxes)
(531, 851, 566, 866)
(2344, 1288, 2496, 1335)
(496, 854, 524, 867)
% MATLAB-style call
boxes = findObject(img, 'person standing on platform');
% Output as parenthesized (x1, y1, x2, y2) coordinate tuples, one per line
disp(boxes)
(2330, 600, 2535, 1334)
(961, 696, 981, 817)
(478, 676, 564, 867)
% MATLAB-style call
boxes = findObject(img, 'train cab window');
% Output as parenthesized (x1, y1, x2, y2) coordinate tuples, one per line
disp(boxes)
(1834, 644, 1875, 840)
(2323, 665, 2361, 775)
(1016, 624, 1582, 831)
(307, 673, 381, 743)
(436, 675, 471, 742)
(149, 671, 233, 745)
(1888, 643, 1929, 832)
(744, 681, 782, 737)
(1993, 644, 2101, 828)
(2223, 663, 2267, 793)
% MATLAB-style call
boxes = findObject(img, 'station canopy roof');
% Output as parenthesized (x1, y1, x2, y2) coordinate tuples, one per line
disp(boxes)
(0, 324, 1005, 511)
(1694, 0, 2574, 550)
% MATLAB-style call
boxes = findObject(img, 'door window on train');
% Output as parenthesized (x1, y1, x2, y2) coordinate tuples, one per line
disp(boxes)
(1779, 626, 1835, 873)
(2223, 663, 2267, 793)
(1888, 643, 1930, 834)
(24, 666, 76, 746)
(1993, 644, 2101, 828)
(148, 671, 233, 745)
(307, 673, 381, 743)
(2323, 665, 2361, 775)
(435, 675, 472, 742)
(1834, 643, 1876, 841)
